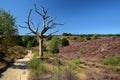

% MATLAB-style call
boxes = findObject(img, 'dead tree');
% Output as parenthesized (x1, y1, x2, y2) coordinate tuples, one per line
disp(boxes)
(20, 4, 63, 58)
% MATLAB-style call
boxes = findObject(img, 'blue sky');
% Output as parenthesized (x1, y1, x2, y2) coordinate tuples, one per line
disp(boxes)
(0, 0, 120, 35)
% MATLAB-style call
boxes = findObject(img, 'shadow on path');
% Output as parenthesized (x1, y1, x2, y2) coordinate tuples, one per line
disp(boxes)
(9, 61, 29, 70)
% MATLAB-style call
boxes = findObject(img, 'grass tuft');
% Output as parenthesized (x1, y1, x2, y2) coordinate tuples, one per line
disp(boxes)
(103, 56, 120, 66)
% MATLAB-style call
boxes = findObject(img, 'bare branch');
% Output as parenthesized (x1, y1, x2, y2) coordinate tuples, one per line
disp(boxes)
(19, 25, 27, 28)
(47, 18, 54, 26)
(47, 23, 63, 29)
(26, 32, 33, 35)
(30, 19, 37, 32)
(45, 16, 50, 19)
(47, 30, 59, 37)
(34, 4, 43, 16)
(47, 17, 58, 27)
(40, 22, 63, 35)
(40, 5, 48, 16)
(36, 23, 40, 32)
(22, 4, 63, 38)
(54, 23, 64, 26)
(27, 9, 37, 34)
(41, 27, 48, 34)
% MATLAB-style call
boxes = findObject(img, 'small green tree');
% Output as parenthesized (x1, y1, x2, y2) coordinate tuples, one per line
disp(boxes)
(48, 36, 59, 53)
(0, 9, 18, 47)
(0, 9, 18, 59)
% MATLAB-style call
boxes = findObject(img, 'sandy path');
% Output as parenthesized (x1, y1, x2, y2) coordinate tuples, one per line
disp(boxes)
(0, 51, 32, 80)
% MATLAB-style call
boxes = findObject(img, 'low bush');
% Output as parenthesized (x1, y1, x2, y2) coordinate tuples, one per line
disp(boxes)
(22, 36, 38, 48)
(73, 37, 78, 40)
(72, 59, 81, 65)
(85, 36, 91, 40)
(48, 36, 59, 53)
(91, 34, 99, 40)
(61, 38, 69, 47)
(103, 56, 120, 66)
(28, 57, 46, 75)
(80, 36, 91, 42)
(80, 37, 85, 42)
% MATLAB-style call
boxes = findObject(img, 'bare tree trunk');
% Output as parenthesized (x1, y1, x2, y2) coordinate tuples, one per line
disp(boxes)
(39, 37, 43, 58)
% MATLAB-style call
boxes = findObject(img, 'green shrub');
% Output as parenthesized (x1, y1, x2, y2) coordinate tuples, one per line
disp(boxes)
(80, 36, 91, 42)
(91, 34, 99, 40)
(85, 36, 91, 40)
(28, 57, 45, 75)
(43, 43, 46, 51)
(80, 48, 84, 54)
(62, 33, 72, 36)
(22, 36, 38, 48)
(73, 37, 78, 40)
(61, 38, 69, 46)
(48, 36, 59, 53)
(27, 41, 32, 48)
(80, 37, 85, 42)
(28, 57, 51, 80)
(103, 56, 120, 66)
(112, 36, 117, 39)
(72, 59, 81, 65)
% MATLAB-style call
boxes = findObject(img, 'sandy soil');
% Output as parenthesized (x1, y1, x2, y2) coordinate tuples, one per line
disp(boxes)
(0, 51, 32, 80)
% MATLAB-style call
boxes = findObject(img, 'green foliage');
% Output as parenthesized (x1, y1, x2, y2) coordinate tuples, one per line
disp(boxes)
(0, 9, 18, 59)
(112, 36, 117, 39)
(91, 34, 99, 40)
(62, 33, 72, 36)
(28, 57, 45, 75)
(61, 38, 69, 46)
(103, 56, 120, 66)
(13, 35, 23, 46)
(43, 43, 46, 51)
(27, 41, 33, 48)
(80, 37, 85, 42)
(85, 36, 91, 40)
(0, 9, 18, 46)
(48, 36, 59, 53)
(22, 36, 38, 48)
(80, 36, 91, 42)
(72, 59, 81, 65)
(73, 37, 78, 40)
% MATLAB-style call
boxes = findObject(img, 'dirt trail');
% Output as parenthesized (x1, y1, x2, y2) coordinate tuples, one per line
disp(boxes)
(0, 50, 32, 80)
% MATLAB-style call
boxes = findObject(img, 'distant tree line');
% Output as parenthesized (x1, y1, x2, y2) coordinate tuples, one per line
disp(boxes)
(62, 33, 120, 37)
